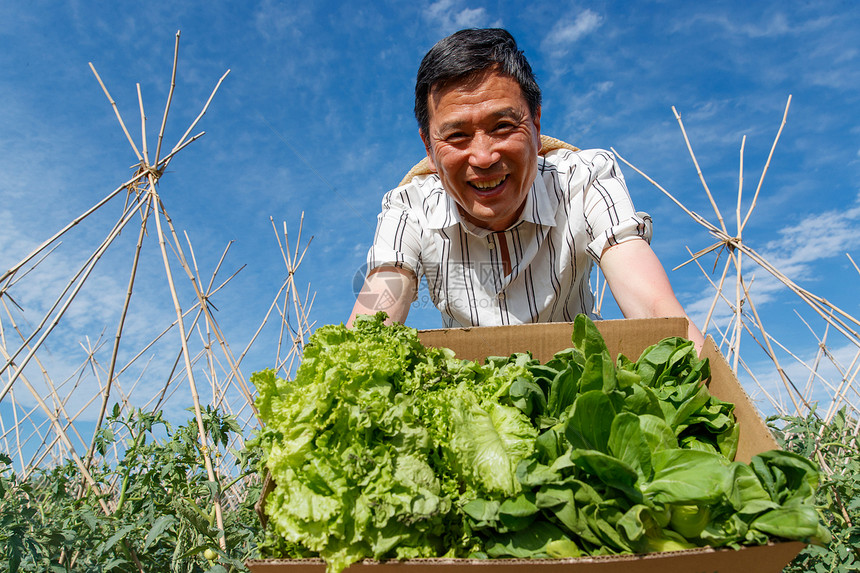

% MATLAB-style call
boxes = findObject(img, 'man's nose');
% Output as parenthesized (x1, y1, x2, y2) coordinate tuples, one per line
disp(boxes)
(467, 133, 500, 169)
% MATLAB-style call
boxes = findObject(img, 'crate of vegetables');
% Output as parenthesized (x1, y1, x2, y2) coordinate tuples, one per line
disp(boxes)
(246, 314, 827, 573)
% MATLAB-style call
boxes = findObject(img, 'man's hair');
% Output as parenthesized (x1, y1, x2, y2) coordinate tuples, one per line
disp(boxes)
(414, 28, 542, 136)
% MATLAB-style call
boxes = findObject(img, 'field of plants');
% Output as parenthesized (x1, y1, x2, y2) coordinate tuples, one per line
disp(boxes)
(2, 36, 858, 573)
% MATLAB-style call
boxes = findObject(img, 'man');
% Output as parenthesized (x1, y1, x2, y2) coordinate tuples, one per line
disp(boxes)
(349, 28, 704, 351)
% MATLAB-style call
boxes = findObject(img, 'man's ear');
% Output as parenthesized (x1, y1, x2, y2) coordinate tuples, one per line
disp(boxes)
(533, 106, 542, 149)
(419, 129, 437, 172)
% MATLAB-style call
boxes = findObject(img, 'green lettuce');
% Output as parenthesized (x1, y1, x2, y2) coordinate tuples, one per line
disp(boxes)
(253, 313, 829, 571)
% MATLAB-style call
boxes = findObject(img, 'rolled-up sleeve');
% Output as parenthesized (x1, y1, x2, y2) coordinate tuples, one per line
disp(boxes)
(581, 150, 652, 262)
(366, 186, 423, 274)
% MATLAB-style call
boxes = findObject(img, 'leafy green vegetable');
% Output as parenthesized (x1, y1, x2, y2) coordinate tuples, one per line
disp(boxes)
(254, 312, 829, 572)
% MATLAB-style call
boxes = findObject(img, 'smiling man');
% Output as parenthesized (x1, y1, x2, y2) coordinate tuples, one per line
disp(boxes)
(349, 28, 704, 351)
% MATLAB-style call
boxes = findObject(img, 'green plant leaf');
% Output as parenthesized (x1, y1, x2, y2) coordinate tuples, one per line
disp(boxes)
(608, 412, 653, 480)
(143, 514, 176, 549)
(565, 390, 616, 453)
(546, 363, 582, 418)
(750, 506, 831, 545)
(484, 521, 572, 558)
(99, 522, 137, 555)
(572, 313, 609, 358)
(570, 449, 642, 503)
(645, 449, 733, 505)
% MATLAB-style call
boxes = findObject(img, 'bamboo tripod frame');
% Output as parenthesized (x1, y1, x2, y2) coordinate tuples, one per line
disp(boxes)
(0, 31, 314, 554)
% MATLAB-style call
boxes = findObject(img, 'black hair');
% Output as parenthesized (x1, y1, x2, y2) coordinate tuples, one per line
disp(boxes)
(414, 28, 541, 136)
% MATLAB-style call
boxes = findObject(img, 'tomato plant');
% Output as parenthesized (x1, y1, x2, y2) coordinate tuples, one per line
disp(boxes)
(0, 407, 263, 572)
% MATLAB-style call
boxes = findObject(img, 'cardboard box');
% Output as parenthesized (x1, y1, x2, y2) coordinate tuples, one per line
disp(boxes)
(248, 318, 802, 573)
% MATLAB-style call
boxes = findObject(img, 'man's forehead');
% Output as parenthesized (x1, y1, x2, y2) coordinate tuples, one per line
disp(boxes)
(429, 68, 519, 98)
(427, 70, 528, 121)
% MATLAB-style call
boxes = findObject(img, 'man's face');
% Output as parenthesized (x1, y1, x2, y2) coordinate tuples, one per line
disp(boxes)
(421, 70, 541, 232)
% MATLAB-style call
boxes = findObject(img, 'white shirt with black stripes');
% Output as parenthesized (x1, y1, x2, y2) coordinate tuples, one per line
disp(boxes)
(366, 148, 652, 328)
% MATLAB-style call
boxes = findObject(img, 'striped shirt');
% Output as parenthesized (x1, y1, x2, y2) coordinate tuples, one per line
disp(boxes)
(367, 148, 651, 327)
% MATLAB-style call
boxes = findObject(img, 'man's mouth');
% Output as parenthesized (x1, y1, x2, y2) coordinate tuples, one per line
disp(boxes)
(469, 175, 507, 192)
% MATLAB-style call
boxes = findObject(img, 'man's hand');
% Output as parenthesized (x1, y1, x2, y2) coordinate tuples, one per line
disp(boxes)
(600, 239, 705, 353)
(347, 266, 418, 328)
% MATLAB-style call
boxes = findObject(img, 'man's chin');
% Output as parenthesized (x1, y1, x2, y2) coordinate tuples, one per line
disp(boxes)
(463, 205, 518, 231)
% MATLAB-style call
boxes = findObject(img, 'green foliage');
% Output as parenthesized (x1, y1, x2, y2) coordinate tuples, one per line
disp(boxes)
(254, 313, 829, 573)
(775, 408, 860, 572)
(0, 407, 262, 572)
(3, 314, 850, 573)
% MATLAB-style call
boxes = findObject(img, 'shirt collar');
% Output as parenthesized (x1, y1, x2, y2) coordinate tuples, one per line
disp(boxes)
(424, 156, 559, 236)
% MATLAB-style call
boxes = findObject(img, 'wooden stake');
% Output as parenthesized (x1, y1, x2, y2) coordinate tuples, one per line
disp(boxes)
(148, 185, 228, 550)
(154, 31, 181, 166)
(741, 96, 792, 231)
(672, 106, 728, 235)
(87, 198, 153, 469)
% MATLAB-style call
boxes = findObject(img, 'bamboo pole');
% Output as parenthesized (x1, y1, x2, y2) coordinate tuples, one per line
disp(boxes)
(0, 244, 62, 295)
(826, 350, 860, 423)
(137, 83, 149, 166)
(160, 210, 257, 417)
(740, 96, 792, 232)
(148, 184, 227, 550)
(739, 270, 806, 415)
(0, 390, 9, 456)
(847, 253, 860, 276)
(0, 298, 93, 454)
(615, 105, 860, 418)
(731, 136, 746, 373)
(0, 126, 200, 294)
(0, 398, 43, 446)
(154, 31, 181, 167)
(87, 196, 152, 469)
(24, 382, 106, 480)
(798, 315, 828, 406)
(170, 69, 230, 155)
(692, 246, 734, 337)
(672, 106, 728, 235)
(89, 62, 143, 162)
(737, 353, 786, 416)
(10, 345, 112, 512)
(11, 389, 25, 471)
(0, 173, 146, 288)
(0, 193, 149, 402)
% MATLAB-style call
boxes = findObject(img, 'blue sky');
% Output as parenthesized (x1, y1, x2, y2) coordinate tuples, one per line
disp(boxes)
(2, 0, 860, 433)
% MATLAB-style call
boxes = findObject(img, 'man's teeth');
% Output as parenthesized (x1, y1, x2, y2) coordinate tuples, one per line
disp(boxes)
(472, 176, 506, 189)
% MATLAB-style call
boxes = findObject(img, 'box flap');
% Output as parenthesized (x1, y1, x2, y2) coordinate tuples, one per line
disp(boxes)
(701, 336, 780, 461)
(417, 317, 689, 363)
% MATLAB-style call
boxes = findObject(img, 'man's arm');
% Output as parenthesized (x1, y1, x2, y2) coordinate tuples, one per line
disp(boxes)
(347, 266, 418, 328)
(599, 239, 705, 353)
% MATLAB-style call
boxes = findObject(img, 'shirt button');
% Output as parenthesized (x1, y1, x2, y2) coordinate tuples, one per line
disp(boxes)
(487, 241, 495, 250)
(498, 292, 505, 300)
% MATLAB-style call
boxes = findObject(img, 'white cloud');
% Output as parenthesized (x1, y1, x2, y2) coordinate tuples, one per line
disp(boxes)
(253, 0, 308, 41)
(737, 12, 791, 38)
(761, 195, 860, 276)
(423, 0, 496, 32)
(542, 10, 603, 58)
(552, 78, 616, 140)
(675, 11, 833, 40)
(549, 10, 602, 44)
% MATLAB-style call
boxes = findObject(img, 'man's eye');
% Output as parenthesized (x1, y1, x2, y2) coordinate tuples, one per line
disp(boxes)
(494, 122, 514, 132)
(445, 132, 468, 142)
